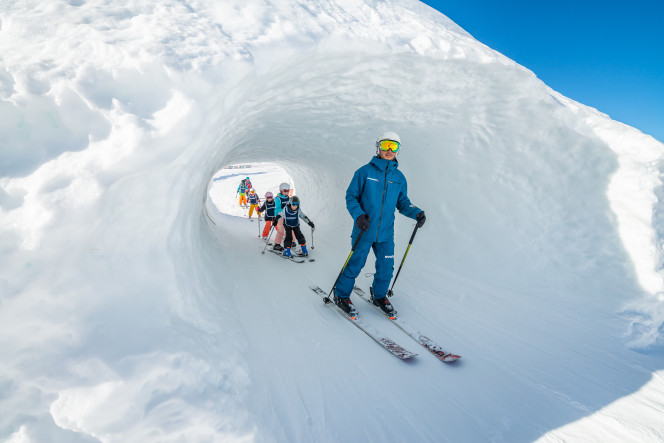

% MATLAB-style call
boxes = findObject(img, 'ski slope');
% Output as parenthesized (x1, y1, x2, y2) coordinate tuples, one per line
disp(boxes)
(1, 0, 663, 441)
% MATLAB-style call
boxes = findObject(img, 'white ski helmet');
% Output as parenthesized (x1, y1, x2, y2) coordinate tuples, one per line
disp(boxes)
(279, 182, 290, 192)
(376, 131, 401, 155)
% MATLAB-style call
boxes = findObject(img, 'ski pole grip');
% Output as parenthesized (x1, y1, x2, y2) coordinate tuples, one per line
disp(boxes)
(408, 224, 419, 244)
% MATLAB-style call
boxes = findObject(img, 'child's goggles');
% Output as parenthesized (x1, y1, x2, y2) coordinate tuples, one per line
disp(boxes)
(378, 140, 400, 152)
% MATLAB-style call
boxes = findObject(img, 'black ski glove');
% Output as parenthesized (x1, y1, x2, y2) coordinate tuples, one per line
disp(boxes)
(308, 221, 315, 229)
(356, 214, 370, 231)
(416, 211, 426, 228)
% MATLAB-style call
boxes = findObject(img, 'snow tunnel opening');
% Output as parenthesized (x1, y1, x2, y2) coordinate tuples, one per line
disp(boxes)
(205, 162, 296, 222)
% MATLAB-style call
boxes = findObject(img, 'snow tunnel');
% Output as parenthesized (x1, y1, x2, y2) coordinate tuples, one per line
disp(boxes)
(181, 47, 661, 442)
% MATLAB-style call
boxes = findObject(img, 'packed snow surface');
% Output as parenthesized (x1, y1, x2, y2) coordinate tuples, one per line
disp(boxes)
(1, 0, 663, 442)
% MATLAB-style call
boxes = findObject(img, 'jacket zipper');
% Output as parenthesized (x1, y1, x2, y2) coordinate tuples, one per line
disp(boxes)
(375, 164, 389, 242)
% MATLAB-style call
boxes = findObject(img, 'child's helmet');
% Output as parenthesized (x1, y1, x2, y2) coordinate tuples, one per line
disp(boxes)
(265, 191, 273, 198)
(290, 195, 300, 205)
(279, 182, 290, 191)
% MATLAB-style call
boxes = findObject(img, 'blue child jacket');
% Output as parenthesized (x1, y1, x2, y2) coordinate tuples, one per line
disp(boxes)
(346, 156, 421, 243)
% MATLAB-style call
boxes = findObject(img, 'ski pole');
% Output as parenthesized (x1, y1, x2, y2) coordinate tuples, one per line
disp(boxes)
(257, 213, 261, 237)
(386, 223, 419, 297)
(261, 224, 276, 255)
(311, 226, 315, 249)
(325, 229, 365, 304)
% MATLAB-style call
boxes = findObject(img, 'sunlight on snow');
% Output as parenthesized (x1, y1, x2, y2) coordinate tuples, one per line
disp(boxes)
(207, 162, 294, 218)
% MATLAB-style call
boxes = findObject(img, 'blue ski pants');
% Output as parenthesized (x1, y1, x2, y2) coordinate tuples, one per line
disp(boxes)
(335, 237, 395, 299)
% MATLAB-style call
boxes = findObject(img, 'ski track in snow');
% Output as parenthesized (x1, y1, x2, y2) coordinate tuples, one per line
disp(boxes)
(1, 0, 664, 442)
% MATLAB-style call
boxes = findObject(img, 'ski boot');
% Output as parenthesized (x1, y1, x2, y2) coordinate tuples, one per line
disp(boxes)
(283, 247, 292, 258)
(333, 293, 358, 318)
(300, 244, 308, 257)
(272, 244, 284, 252)
(370, 288, 397, 318)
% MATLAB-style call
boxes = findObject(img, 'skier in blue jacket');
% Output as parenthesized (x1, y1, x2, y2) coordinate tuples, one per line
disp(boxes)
(274, 195, 315, 258)
(272, 182, 295, 251)
(334, 131, 426, 317)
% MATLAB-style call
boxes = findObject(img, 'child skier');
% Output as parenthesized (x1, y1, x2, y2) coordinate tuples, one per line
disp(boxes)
(274, 195, 315, 258)
(237, 177, 249, 207)
(247, 189, 261, 218)
(258, 191, 277, 239)
(272, 182, 295, 251)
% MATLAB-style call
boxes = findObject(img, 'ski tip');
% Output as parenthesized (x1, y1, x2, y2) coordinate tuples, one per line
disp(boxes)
(442, 355, 461, 363)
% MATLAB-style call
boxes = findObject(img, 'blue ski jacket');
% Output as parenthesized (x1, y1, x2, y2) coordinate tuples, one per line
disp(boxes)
(274, 193, 290, 215)
(346, 156, 421, 242)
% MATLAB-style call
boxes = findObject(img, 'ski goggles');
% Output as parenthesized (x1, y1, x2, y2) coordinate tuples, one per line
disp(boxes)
(290, 202, 299, 207)
(378, 140, 400, 152)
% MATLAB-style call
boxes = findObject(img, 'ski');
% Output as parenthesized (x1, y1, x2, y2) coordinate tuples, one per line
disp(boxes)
(309, 285, 417, 360)
(266, 246, 314, 262)
(266, 248, 305, 263)
(353, 286, 461, 362)
(293, 252, 315, 262)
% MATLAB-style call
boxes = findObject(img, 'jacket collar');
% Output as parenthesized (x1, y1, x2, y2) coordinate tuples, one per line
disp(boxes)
(371, 156, 398, 171)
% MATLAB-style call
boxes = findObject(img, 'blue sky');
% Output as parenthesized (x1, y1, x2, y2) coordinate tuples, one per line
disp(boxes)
(420, 1, 664, 143)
